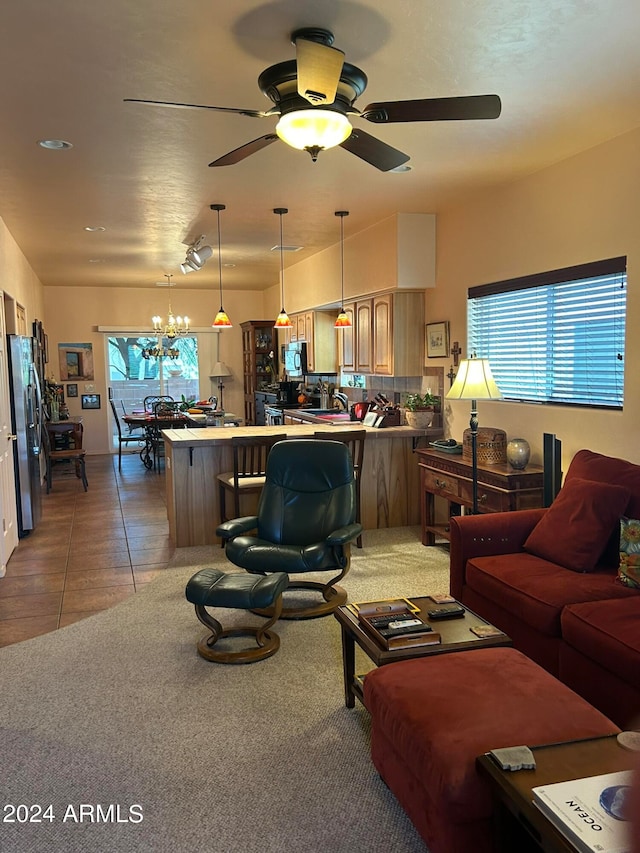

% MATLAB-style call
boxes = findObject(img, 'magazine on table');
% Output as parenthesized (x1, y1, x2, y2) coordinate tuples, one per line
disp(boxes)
(532, 770, 632, 853)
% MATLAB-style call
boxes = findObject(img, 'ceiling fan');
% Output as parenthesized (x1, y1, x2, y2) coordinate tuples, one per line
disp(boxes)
(125, 27, 501, 172)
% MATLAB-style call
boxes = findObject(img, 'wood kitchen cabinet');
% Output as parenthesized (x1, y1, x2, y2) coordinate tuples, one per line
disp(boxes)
(341, 292, 424, 376)
(286, 310, 337, 373)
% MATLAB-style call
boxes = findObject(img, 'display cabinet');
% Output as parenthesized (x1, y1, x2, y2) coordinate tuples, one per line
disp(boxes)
(241, 320, 275, 424)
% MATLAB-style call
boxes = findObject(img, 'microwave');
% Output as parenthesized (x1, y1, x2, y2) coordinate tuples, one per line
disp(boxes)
(281, 342, 308, 378)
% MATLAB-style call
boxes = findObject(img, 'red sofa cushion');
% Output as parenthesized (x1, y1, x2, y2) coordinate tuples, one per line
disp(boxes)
(466, 553, 636, 636)
(523, 478, 630, 572)
(561, 597, 640, 687)
(565, 450, 640, 567)
(364, 648, 618, 852)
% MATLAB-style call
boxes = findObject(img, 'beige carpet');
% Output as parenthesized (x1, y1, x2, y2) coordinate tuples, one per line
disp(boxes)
(0, 526, 449, 853)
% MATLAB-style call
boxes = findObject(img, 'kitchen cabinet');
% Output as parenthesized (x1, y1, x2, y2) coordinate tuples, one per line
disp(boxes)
(241, 320, 275, 425)
(337, 304, 355, 371)
(341, 292, 424, 376)
(286, 310, 337, 374)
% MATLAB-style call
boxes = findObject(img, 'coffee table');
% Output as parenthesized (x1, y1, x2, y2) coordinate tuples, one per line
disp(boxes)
(476, 734, 634, 853)
(334, 596, 511, 708)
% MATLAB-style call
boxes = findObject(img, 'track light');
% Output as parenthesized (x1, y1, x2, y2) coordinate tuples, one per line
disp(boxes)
(180, 236, 212, 274)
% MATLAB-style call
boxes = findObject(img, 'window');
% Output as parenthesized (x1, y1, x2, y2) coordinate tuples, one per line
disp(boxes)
(107, 334, 199, 412)
(467, 257, 626, 409)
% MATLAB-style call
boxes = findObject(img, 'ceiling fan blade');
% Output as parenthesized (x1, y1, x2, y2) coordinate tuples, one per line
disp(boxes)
(208, 134, 279, 167)
(295, 37, 344, 106)
(361, 94, 502, 123)
(124, 98, 269, 119)
(340, 128, 410, 172)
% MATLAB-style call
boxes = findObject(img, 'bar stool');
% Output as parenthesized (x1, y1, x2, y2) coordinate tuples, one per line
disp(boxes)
(314, 429, 366, 547)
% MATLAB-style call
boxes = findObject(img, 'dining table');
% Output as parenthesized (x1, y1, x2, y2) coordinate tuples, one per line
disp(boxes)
(123, 411, 189, 469)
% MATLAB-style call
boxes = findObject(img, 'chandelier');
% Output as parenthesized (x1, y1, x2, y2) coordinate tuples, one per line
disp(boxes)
(141, 343, 181, 361)
(142, 274, 188, 359)
(151, 274, 190, 338)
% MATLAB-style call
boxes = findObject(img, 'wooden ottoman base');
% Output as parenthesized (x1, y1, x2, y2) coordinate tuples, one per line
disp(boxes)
(363, 647, 619, 853)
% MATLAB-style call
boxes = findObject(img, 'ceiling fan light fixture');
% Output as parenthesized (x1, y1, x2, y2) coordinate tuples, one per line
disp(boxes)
(276, 109, 352, 152)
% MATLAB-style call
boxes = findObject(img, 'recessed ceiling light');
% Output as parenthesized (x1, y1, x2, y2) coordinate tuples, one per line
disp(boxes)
(37, 139, 73, 150)
(390, 163, 412, 173)
(88, 258, 105, 264)
(271, 245, 303, 252)
(84, 225, 106, 232)
(223, 263, 236, 268)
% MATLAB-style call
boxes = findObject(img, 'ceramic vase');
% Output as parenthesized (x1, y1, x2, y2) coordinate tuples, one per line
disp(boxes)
(405, 409, 434, 429)
(506, 438, 531, 469)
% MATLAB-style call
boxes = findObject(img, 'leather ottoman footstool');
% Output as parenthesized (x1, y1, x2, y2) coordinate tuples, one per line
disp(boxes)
(363, 647, 619, 853)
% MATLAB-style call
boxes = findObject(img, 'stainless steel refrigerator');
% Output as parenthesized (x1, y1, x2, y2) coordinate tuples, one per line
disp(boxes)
(7, 335, 43, 537)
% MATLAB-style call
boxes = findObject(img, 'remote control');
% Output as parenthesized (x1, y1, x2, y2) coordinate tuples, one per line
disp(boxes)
(427, 605, 466, 620)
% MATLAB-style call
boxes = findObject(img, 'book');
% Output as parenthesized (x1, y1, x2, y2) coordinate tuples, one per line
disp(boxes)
(532, 770, 633, 853)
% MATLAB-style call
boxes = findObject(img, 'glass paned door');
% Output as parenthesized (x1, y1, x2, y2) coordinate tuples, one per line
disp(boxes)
(106, 335, 199, 446)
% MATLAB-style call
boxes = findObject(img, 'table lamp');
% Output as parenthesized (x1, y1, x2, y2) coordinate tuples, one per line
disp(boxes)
(446, 356, 502, 513)
(210, 361, 232, 411)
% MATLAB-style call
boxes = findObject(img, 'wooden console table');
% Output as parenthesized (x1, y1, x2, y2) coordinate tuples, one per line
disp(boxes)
(416, 448, 544, 546)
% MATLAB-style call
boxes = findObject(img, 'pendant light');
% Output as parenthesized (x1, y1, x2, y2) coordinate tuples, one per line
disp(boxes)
(334, 210, 351, 328)
(211, 204, 233, 328)
(273, 207, 292, 328)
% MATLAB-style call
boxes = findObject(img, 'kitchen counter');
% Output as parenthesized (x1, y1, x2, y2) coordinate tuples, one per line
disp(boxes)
(162, 422, 442, 547)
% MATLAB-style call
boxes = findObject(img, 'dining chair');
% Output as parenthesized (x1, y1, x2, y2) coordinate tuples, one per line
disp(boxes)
(150, 400, 184, 472)
(143, 394, 174, 413)
(109, 398, 142, 471)
(43, 422, 88, 493)
(216, 433, 286, 541)
(119, 400, 143, 436)
(314, 429, 366, 547)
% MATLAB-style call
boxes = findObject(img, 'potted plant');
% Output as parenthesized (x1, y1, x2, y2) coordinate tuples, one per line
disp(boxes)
(403, 392, 439, 429)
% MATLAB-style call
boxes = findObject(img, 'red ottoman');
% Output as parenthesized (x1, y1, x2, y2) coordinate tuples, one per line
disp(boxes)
(363, 647, 619, 853)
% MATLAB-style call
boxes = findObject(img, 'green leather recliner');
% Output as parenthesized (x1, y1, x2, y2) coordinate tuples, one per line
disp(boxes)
(216, 439, 363, 619)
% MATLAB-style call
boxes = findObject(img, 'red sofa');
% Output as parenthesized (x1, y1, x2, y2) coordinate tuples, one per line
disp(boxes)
(449, 449, 640, 728)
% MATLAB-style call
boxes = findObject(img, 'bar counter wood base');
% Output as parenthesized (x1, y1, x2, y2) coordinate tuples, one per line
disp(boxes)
(416, 448, 544, 546)
(164, 424, 431, 547)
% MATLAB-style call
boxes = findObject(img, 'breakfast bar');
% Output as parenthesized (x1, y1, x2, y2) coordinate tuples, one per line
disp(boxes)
(162, 423, 435, 547)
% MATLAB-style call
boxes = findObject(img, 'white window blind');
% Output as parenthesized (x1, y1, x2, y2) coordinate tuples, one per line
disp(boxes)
(467, 257, 626, 409)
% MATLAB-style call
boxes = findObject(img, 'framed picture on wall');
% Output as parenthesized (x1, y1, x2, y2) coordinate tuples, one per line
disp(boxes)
(81, 393, 101, 410)
(426, 321, 449, 359)
(67, 383, 78, 398)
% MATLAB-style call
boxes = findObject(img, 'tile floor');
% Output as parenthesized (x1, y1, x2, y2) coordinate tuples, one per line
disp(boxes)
(0, 450, 173, 648)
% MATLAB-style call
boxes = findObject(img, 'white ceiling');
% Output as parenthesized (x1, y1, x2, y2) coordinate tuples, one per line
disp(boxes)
(2, 0, 640, 292)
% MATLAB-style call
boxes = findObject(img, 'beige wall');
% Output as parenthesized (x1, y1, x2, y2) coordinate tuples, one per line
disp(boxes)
(428, 126, 640, 469)
(0, 217, 45, 327)
(43, 286, 267, 454)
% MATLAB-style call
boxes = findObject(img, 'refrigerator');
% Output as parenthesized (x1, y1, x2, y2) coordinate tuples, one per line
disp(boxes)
(7, 335, 43, 537)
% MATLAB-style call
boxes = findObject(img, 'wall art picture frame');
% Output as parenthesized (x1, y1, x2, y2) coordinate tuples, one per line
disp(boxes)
(67, 383, 78, 398)
(58, 342, 94, 381)
(426, 321, 450, 359)
(81, 393, 101, 410)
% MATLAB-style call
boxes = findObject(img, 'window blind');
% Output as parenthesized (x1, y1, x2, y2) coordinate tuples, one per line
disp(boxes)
(467, 258, 626, 409)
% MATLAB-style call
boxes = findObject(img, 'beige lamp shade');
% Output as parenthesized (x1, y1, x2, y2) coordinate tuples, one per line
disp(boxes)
(211, 361, 232, 378)
(446, 357, 502, 401)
